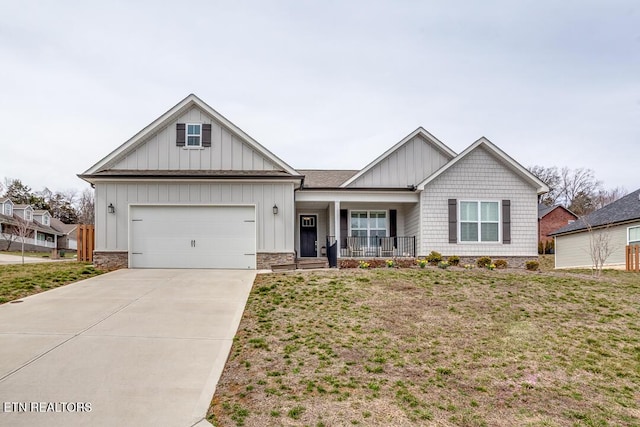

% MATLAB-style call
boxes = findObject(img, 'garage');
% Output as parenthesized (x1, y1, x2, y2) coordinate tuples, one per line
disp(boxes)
(129, 205, 256, 269)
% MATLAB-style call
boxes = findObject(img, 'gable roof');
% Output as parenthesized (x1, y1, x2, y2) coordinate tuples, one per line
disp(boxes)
(0, 198, 12, 204)
(417, 137, 549, 194)
(81, 94, 299, 177)
(551, 188, 640, 236)
(298, 170, 359, 188)
(50, 217, 77, 235)
(538, 204, 578, 220)
(339, 128, 456, 188)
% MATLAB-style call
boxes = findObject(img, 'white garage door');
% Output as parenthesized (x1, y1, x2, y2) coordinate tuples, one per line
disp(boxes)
(129, 205, 256, 269)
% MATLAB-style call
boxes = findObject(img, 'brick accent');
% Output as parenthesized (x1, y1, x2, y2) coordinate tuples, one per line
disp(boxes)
(257, 252, 295, 269)
(94, 251, 128, 271)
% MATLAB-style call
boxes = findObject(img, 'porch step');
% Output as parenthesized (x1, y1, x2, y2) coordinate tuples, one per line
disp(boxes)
(295, 258, 330, 269)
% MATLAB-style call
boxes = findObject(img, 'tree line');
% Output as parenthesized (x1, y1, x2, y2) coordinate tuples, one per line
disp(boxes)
(528, 166, 627, 217)
(1, 178, 94, 225)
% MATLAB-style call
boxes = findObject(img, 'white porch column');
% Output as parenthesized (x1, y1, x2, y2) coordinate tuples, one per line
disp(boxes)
(334, 200, 341, 258)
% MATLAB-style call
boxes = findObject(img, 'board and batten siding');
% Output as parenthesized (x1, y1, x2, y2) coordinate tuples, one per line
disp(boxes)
(404, 203, 421, 251)
(110, 106, 279, 171)
(554, 221, 638, 268)
(94, 182, 294, 253)
(348, 135, 451, 188)
(420, 146, 538, 257)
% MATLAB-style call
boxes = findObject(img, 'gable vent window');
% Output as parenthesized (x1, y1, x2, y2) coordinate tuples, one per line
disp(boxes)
(187, 124, 202, 147)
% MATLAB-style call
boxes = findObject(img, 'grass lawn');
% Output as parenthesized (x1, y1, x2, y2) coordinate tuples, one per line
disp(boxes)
(208, 267, 640, 426)
(2, 250, 77, 259)
(0, 262, 103, 304)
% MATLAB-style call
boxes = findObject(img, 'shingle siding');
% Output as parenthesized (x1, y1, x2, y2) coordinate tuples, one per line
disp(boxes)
(420, 146, 538, 257)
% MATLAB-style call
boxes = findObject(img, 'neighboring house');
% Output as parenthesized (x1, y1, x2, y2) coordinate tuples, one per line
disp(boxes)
(0, 203, 62, 251)
(79, 94, 548, 270)
(538, 204, 578, 247)
(50, 217, 78, 251)
(551, 188, 640, 269)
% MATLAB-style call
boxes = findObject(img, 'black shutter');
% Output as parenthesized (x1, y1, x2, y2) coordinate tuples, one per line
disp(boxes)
(389, 209, 397, 237)
(176, 123, 186, 147)
(448, 199, 457, 243)
(502, 200, 511, 244)
(202, 124, 212, 147)
(340, 209, 348, 249)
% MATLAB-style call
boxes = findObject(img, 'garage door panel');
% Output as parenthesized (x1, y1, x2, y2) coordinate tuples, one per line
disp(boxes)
(130, 206, 256, 269)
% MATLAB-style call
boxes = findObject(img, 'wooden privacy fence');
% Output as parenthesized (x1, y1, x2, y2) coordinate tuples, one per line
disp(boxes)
(77, 225, 95, 262)
(626, 245, 640, 272)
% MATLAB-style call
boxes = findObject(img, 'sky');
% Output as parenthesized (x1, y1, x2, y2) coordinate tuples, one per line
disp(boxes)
(0, 1, 638, 195)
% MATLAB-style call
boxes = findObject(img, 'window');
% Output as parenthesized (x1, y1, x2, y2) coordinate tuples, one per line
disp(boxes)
(43, 215, 49, 226)
(350, 211, 387, 241)
(629, 226, 640, 245)
(460, 201, 499, 242)
(24, 209, 32, 221)
(5, 204, 11, 216)
(186, 124, 202, 147)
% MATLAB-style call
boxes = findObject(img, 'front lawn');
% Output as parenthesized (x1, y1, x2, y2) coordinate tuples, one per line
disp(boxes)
(209, 267, 640, 426)
(0, 262, 103, 304)
(2, 250, 77, 259)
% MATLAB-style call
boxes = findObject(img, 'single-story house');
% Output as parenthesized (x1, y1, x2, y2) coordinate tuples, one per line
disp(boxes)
(50, 217, 78, 251)
(79, 94, 548, 270)
(0, 203, 63, 252)
(538, 204, 578, 250)
(551, 188, 640, 269)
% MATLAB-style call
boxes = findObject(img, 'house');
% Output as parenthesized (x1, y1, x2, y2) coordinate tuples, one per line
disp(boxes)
(0, 203, 62, 251)
(551, 188, 640, 269)
(79, 94, 548, 270)
(50, 218, 78, 251)
(538, 204, 578, 251)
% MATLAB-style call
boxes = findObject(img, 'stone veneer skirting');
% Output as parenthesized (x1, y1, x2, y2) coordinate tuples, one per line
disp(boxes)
(257, 252, 296, 270)
(93, 251, 128, 270)
(94, 251, 295, 271)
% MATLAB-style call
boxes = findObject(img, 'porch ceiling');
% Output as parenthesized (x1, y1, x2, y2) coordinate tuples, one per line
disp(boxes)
(295, 190, 419, 204)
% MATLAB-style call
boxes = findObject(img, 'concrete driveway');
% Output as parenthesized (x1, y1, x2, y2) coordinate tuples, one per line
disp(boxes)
(0, 269, 256, 427)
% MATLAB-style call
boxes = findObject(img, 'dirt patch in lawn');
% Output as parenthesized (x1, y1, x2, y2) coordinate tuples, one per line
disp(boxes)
(208, 268, 640, 426)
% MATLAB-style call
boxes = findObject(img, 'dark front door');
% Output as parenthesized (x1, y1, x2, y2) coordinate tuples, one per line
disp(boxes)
(300, 215, 317, 257)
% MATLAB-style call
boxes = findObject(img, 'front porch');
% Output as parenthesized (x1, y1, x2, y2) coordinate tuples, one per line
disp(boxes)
(327, 235, 416, 258)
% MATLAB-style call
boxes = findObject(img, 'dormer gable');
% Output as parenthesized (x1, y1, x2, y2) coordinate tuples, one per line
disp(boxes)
(0, 198, 13, 216)
(13, 205, 34, 222)
(33, 210, 52, 226)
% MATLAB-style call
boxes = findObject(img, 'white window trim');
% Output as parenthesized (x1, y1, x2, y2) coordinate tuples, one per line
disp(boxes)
(5, 204, 11, 216)
(458, 200, 501, 244)
(349, 210, 388, 239)
(185, 123, 202, 149)
(627, 225, 640, 245)
(24, 209, 32, 221)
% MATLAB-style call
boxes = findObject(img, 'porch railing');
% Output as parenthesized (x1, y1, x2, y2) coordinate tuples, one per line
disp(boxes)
(326, 236, 415, 258)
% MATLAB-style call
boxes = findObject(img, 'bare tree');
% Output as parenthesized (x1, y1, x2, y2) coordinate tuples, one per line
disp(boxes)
(528, 165, 561, 205)
(586, 223, 616, 277)
(13, 217, 33, 265)
(77, 188, 95, 224)
(593, 187, 628, 210)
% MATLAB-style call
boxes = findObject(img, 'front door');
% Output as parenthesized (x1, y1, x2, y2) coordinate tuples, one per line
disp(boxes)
(300, 215, 317, 257)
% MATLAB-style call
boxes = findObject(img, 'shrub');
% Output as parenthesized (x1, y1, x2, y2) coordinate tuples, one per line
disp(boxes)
(416, 259, 428, 269)
(494, 259, 508, 269)
(525, 260, 540, 271)
(447, 255, 460, 266)
(426, 251, 443, 265)
(476, 256, 492, 268)
(544, 239, 555, 254)
(438, 261, 450, 269)
(386, 259, 395, 268)
(538, 241, 544, 255)
(464, 264, 474, 269)
(487, 263, 496, 270)
(358, 261, 370, 269)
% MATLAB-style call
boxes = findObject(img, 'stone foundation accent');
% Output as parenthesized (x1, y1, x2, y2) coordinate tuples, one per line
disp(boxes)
(257, 252, 296, 270)
(94, 251, 128, 271)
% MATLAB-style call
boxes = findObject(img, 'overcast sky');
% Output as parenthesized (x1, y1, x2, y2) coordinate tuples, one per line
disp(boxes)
(1, 1, 638, 195)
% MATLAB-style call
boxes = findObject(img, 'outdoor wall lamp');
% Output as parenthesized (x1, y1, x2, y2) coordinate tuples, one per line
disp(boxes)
(108, 203, 115, 214)
(272, 204, 278, 215)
